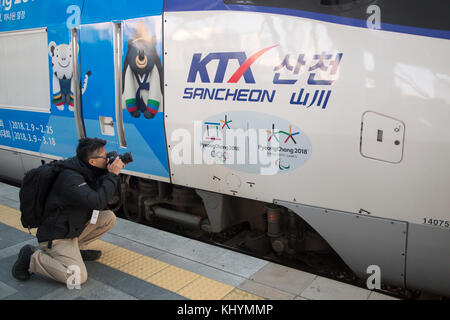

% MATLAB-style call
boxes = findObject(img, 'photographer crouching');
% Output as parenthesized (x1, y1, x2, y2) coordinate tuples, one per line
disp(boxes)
(12, 137, 132, 286)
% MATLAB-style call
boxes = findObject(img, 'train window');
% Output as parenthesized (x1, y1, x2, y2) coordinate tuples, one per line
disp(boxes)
(0, 28, 51, 113)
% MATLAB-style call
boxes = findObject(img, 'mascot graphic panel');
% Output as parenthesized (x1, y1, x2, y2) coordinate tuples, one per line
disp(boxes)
(48, 41, 91, 112)
(122, 21, 163, 119)
(48, 41, 75, 111)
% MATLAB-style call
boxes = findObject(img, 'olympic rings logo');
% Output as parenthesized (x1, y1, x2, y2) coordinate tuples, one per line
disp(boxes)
(210, 149, 228, 162)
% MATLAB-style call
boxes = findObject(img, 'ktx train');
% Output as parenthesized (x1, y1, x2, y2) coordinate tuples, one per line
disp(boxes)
(0, 0, 449, 297)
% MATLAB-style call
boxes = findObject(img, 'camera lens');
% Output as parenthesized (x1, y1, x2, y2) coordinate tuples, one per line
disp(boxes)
(107, 151, 118, 165)
(119, 152, 133, 164)
(107, 151, 133, 165)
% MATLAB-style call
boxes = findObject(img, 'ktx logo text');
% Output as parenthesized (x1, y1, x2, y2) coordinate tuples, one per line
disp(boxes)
(182, 45, 343, 109)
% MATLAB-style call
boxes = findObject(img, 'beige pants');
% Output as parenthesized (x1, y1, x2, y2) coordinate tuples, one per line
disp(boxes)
(29, 210, 116, 285)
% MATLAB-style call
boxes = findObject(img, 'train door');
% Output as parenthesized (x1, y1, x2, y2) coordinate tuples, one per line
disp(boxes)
(119, 18, 169, 181)
(78, 16, 169, 181)
(79, 22, 120, 151)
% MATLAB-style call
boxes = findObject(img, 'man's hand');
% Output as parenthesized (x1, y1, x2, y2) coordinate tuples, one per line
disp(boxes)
(107, 157, 125, 176)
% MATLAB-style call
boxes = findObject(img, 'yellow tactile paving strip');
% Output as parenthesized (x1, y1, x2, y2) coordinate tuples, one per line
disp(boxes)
(147, 265, 200, 292)
(117, 256, 168, 280)
(96, 246, 144, 269)
(0, 206, 37, 236)
(0, 204, 264, 300)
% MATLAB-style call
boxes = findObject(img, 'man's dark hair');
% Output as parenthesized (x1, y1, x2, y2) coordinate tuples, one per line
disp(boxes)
(76, 137, 107, 163)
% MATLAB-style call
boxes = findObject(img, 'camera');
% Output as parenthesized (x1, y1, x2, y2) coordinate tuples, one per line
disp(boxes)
(107, 151, 133, 165)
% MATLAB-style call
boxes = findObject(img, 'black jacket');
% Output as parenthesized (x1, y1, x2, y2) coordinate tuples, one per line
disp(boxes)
(36, 156, 120, 243)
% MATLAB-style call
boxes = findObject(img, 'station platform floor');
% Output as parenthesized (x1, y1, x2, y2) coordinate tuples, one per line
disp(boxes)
(0, 181, 398, 300)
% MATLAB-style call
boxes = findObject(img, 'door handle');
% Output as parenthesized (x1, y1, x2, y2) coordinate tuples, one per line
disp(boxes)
(71, 28, 86, 139)
(114, 22, 127, 147)
(99, 116, 115, 136)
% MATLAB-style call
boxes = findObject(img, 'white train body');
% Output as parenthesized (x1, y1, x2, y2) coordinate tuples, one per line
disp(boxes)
(165, 9, 450, 227)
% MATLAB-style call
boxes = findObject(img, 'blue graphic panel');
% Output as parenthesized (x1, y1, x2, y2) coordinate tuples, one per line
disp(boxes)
(119, 16, 169, 179)
(79, 22, 119, 151)
(0, 110, 77, 158)
(0, 0, 164, 32)
(0, 21, 81, 159)
(0, 0, 84, 32)
(78, 16, 169, 179)
(81, 0, 163, 25)
(121, 119, 169, 178)
(0, 0, 169, 175)
(80, 23, 115, 122)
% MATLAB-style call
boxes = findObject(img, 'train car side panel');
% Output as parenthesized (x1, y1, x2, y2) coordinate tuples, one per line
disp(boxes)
(80, 1, 170, 181)
(163, 1, 450, 227)
(0, 1, 85, 163)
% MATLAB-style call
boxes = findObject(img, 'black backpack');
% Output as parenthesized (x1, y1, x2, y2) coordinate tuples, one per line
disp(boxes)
(19, 160, 68, 230)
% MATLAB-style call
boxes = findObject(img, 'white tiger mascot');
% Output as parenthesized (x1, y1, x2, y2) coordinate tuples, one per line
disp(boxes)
(48, 41, 91, 111)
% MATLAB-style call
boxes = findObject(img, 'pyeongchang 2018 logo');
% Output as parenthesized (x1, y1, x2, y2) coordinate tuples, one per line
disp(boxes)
(182, 45, 343, 110)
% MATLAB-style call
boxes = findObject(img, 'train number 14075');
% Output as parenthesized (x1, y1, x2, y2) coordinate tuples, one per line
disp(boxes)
(423, 218, 450, 228)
